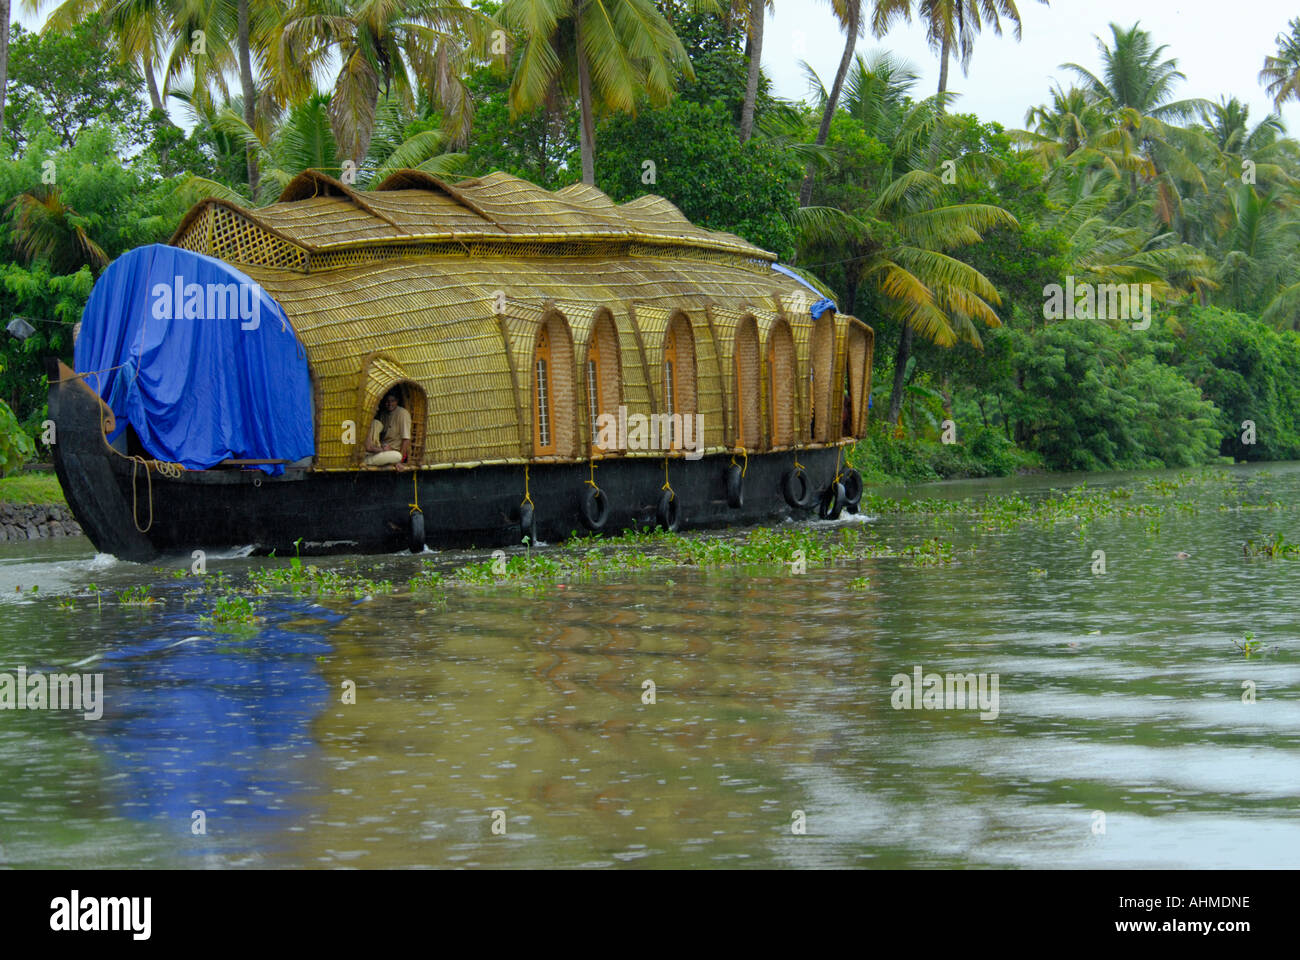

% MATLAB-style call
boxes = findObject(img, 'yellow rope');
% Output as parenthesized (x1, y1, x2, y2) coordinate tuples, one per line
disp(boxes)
(661, 456, 674, 498)
(130, 456, 153, 533)
(793, 455, 805, 472)
(730, 446, 749, 477)
(522, 463, 534, 507)
(585, 459, 598, 488)
(128, 456, 187, 533)
(833, 446, 843, 484)
(409, 469, 422, 515)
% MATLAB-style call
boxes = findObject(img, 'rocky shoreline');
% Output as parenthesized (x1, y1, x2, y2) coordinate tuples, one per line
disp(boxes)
(0, 502, 82, 541)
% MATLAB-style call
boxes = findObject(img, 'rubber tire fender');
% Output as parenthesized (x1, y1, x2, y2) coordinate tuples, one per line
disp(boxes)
(841, 469, 863, 513)
(781, 468, 813, 509)
(657, 489, 681, 532)
(519, 501, 538, 545)
(819, 481, 846, 521)
(409, 510, 426, 554)
(724, 463, 744, 509)
(580, 485, 609, 530)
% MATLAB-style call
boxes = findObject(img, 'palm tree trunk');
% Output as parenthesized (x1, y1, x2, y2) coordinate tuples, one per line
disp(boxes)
(936, 33, 950, 103)
(798, 0, 859, 206)
(887, 319, 913, 427)
(0, 0, 10, 140)
(738, 0, 765, 142)
(575, 14, 597, 186)
(143, 52, 165, 115)
(238, 0, 260, 197)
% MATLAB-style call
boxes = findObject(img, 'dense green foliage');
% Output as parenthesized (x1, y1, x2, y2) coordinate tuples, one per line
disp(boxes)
(596, 99, 801, 260)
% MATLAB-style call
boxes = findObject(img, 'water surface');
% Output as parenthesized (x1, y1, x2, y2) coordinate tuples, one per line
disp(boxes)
(1, 463, 1297, 868)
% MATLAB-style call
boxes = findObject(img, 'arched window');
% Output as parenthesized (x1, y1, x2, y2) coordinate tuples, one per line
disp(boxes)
(532, 312, 577, 458)
(534, 327, 554, 454)
(809, 313, 835, 442)
(766, 320, 796, 447)
(734, 316, 760, 450)
(587, 311, 622, 454)
(662, 312, 696, 450)
(358, 356, 425, 466)
(844, 324, 870, 437)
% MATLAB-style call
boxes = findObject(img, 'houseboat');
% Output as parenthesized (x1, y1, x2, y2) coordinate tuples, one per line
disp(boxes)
(48, 170, 874, 561)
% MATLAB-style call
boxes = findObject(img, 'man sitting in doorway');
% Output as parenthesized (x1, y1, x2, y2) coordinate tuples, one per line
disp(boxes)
(364, 391, 412, 468)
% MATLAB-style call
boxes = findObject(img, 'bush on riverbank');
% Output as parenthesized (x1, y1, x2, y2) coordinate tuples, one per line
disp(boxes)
(847, 421, 1042, 484)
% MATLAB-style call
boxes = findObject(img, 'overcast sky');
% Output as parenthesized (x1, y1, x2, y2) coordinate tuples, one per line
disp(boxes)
(764, 0, 1300, 132)
(14, 1, 1300, 134)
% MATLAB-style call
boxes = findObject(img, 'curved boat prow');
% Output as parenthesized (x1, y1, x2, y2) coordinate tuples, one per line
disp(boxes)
(45, 357, 160, 562)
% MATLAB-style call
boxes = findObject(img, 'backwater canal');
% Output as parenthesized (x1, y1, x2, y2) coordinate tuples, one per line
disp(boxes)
(1, 463, 1297, 868)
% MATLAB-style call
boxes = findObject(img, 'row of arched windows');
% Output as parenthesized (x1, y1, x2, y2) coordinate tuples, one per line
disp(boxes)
(529, 307, 870, 459)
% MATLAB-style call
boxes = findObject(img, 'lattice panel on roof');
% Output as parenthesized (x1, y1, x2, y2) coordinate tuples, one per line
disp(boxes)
(207, 205, 309, 271)
(172, 207, 211, 253)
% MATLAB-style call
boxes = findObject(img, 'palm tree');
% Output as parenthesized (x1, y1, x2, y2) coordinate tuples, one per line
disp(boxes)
(499, 0, 702, 186)
(738, 0, 769, 141)
(1062, 22, 1205, 121)
(1017, 84, 1114, 162)
(162, 0, 294, 197)
(1216, 182, 1300, 317)
(1055, 25, 1211, 218)
(7, 186, 109, 275)
(22, 0, 179, 117)
(798, 0, 862, 205)
(213, 91, 465, 201)
(1260, 17, 1300, 110)
(797, 171, 1017, 424)
(0, 0, 10, 138)
(872, 0, 1045, 104)
(277, 0, 490, 177)
(841, 48, 918, 131)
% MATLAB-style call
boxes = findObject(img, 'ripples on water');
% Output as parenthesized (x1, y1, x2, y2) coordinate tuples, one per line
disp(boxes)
(1, 464, 1298, 868)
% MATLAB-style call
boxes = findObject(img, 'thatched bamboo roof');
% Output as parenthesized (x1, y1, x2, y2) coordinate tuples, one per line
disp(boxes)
(168, 170, 873, 471)
(172, 170, 775, 269)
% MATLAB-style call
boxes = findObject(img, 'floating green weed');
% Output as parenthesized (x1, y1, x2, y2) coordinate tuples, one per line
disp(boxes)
(116, 584, 157, 605)
(201, 595, 262, 628)
(1233, 632, 1263, 658)
(1243, 533, 1300, 558)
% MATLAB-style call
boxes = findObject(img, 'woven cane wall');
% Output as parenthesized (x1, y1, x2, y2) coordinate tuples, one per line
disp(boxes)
(735, 316, 761, 449)
(636, 306, 700, 421)
(846, 320, 873, 435)
(685, 309, 722, 444)
(590, 309, 623, 451)
(252, 263, 521, 468)
(243, 252, 871, 469)
(540, 310, 579, 459)
(775, 293, 815, 437)
(546, 300, 596, 450)
(706, 306, 760, 450)
(809, 314, 837, 442)
(767, 319, 797, 447)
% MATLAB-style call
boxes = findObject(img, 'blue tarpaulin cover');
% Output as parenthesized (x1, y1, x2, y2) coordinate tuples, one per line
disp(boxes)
(75, 244, 314, 475)
(770, 263, 837, 319)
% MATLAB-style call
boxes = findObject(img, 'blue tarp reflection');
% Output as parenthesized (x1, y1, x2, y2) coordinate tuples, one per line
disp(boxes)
(88, 600, 342, 851)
